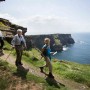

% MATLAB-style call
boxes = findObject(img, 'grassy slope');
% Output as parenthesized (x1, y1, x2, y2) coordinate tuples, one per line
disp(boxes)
(22, 50, 90, 87)
(0, 22, 9, 30)
(0, 59, 67, 90)
(4, 40, 90, 88)
(0, 41, 68, 90)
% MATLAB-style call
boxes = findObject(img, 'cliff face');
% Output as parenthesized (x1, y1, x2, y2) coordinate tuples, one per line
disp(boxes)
(25, 34, 75, 51)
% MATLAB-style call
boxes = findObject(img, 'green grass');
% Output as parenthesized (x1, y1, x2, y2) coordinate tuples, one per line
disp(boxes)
(53, 34, 61, 45)
(52, 60, 90, 87)
(53, 34, 58, 39)
(21, 50, 90, 87)
(3, 41, 12, 50)
(22, 50, 90, 87)
(0, 22, 9, 30)
(3, 41, 90, 88)
(11, 48, 45, 67)
(54, 39, 61, 45)
(0, 60, 12, 90)
(0, 59, 67, 90)
(0, 22, 5, 26)
(10, 48, 90, 87)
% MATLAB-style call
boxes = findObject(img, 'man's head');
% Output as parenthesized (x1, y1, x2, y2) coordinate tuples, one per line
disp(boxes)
(17, 29, 22, 36)
(44, 38, 50, 45)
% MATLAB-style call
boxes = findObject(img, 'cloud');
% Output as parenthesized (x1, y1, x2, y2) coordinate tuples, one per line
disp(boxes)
(16, 16, 76, 34)
(0, 13, 17, 23)
(0, 13, 90, 35)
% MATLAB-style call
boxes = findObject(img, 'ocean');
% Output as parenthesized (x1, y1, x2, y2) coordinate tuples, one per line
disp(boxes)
(52, 33, 90, 64)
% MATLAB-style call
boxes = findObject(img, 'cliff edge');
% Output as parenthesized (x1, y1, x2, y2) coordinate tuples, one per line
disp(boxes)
(25, 34, 75, 51)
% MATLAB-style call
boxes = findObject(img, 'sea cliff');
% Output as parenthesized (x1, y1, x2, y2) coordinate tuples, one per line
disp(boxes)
(25, 34, 75, 51)
(0, 18, 75, 51)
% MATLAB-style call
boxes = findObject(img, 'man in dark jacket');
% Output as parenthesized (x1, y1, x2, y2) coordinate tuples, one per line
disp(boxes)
(0, 31, 4, 55)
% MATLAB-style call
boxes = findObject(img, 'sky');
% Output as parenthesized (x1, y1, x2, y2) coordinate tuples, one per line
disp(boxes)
(0, 0, 90, 35)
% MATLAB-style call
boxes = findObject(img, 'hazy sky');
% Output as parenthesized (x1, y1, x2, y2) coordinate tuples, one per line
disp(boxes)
(0, 0, 90, 35)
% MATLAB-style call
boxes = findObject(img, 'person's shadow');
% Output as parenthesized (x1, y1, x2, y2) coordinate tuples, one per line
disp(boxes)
(41, 71, 65, 89)
(13, 65, 29, 80)
(45, 75, 65, 89)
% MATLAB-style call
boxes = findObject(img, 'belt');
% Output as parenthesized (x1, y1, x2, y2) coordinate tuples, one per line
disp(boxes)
(15, 45, 22, 46)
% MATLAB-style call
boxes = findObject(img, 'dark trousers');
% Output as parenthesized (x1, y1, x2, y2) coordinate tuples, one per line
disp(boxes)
(15, 46, 23, 64)
(0, 37, 4, 49)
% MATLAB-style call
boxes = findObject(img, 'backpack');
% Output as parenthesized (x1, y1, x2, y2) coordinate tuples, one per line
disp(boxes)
(41, 45, 48, 56)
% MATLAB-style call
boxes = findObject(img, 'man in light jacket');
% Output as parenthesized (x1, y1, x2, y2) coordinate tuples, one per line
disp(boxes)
(11, 29, 27, 66)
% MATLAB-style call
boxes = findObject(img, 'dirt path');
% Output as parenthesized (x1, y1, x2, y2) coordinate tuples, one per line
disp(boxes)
(0, 51, 89, 90)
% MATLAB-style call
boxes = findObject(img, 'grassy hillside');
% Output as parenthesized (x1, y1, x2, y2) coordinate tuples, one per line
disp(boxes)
(0, 40, 90, 90)
(0, 58, 68, 90)
(21, 50, 90, 87)
(4, 41, 90, 87)
(0, 22, 10, 30)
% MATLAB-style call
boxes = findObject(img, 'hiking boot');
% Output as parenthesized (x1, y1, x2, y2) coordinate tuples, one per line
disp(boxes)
(39, 67, 44, 73)
(18, 62, 23, 65)
(15, 62, 20, 66)
(15, 63, 19, 66)
(48, 72, 54, 79)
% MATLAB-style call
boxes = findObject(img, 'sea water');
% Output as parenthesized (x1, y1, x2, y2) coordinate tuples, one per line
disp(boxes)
(52, 33, 90, 64)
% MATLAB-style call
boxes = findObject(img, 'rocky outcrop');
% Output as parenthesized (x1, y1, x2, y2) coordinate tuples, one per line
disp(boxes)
(25, 34, 75, 51)
(58, 34, 75, 45)
(0, 18, 27, 37)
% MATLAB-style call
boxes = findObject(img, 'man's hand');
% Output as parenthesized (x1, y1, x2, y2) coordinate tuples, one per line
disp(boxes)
(24, 46, 27, 50)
